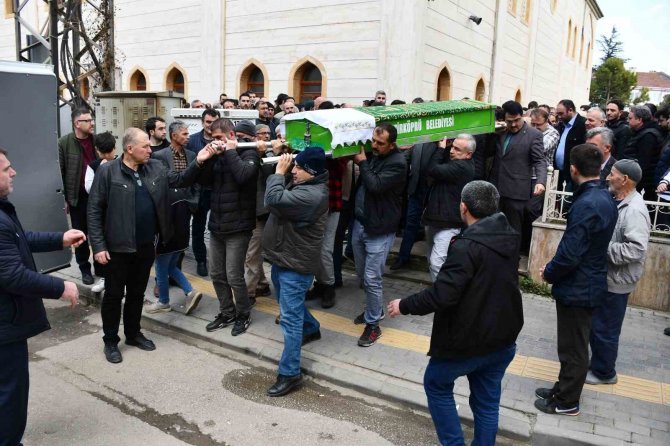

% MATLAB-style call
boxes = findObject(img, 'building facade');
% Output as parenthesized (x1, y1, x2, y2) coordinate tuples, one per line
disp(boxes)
(1, 0, 603, 107)
(631, 72, 670, 105)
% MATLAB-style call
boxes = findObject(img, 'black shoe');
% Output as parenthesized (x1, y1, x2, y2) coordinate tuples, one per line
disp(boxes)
(665, 327, 670, 336)
(169, 277, 179, 287)
(358, 324, 382, 347)
(321, 285, 335, 309)
(206, 313, 236, 332)
(353, 310, 385, 325)
(267, 374, 303, 397)
(103, 343, 123, 363)
(249, 296, 257, 308)
(534, 397, 580, 416)
(275, 314, 281, 325)
(389, 258, 408, 271)
(82, 271, 94, 285)
(125, 333, 156, 351)
(231, 314, 251, 336)
(305, 282, 324, 301)
(256, 285, 271, 297)
(333, 279, 343, 289)
(197, 261, 208, 277)
(535, 387, 556, 400)
(302, 330, 322, 346)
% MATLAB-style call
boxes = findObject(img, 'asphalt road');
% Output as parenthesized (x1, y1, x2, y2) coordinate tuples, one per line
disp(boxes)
(23, 300, 523, 446)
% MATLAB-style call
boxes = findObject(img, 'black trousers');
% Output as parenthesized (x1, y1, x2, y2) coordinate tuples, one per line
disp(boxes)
(522, 194, 544, 253)
(499, 197, 527, 236)
(0, 339, 29, 446)
(553, 300, 593, 407)
(101, 244, 155, 344)
(69, 194, 92, 274)
(332, 200, 353, 286)
(191, 189, 211, 263)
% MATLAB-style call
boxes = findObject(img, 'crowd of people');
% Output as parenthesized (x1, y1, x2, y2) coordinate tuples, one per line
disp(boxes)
(1, 88, 669, 446)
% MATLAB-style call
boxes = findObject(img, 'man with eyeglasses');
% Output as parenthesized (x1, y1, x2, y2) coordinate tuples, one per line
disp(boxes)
(58, 107, 98, 286)
(88, 127, 212, 364)
(490, 101, 546, 245)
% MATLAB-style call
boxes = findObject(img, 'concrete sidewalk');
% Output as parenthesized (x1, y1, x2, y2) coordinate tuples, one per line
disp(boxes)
(54, 249, 670, 445)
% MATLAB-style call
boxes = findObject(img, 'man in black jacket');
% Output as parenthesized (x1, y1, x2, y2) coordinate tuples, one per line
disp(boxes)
(88, 128, 208, 364)
(555, 99, 587, 189)
(199, 119, 259, 336)
(388, 181, 523, 446)
(605, 99, 632, 160)
(624, 105, 664, 200)
(423, 134, 475, 281)
(351, 124, 407, 347)
(0, 148, 82, 446)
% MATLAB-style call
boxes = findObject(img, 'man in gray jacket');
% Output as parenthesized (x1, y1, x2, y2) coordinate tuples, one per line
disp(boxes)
(587, 159, 650, 385)
(263, 148, 328, 397)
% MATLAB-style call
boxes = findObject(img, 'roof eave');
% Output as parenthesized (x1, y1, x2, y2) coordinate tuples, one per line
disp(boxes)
(586, 0, 604, 19)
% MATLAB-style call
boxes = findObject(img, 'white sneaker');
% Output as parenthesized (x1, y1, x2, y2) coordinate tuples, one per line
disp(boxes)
(145, 301, 172, 314)
(91, 278, 105, 293)
(184, 291, 202, 315)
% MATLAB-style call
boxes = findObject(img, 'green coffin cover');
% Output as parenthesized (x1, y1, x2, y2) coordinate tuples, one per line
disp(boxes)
(283, 100, 495, 157)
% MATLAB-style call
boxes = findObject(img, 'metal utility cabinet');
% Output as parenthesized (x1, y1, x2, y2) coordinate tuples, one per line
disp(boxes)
(93, 91, 183, 153)
(0, 60, 71, 272)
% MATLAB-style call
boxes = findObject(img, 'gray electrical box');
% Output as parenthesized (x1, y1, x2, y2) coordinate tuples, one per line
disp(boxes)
(93, 91, 183, 153)
(0, 61, 71, 273)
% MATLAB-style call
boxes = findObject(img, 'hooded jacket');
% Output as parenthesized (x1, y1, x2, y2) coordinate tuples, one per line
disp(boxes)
(399, 213, 524, 359)
(262, 171, 329, 275)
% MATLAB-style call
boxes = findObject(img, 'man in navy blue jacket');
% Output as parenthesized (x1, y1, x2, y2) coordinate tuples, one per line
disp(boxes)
(0, 148, 82, 446)
(536, 144, 618, 416)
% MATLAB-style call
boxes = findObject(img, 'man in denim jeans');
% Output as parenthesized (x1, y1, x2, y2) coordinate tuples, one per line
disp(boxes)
(388, 181, 524, 445)
(351, 124, 407, 347)
(263, 148, 328, 397)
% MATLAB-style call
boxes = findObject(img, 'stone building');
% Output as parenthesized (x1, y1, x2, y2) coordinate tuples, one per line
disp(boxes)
(1, 0, 603, 107)
(631, 72, 670, 105)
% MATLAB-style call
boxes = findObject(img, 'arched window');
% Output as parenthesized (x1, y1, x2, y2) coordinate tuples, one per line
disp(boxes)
(566, 19, 572, 56)
(550, 0, 557, 14)
(579, 29, 584, 63)
(522, 0, 532, 24)
(507, 0, 517, 15)
(166, 67, 185, 94)
(240, 63, 265, 97)
(475, 78, 486, 102)
(514, 89, 522, 103)
(293, 62, 322, 103)
(572, 26, 578, 59)
(585, 43, 591, 68)
(129, 69, 147, 91)
(436, 67, 451, 101)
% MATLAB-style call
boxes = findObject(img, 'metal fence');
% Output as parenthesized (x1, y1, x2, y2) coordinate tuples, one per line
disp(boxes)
(540, 167, 670, 237)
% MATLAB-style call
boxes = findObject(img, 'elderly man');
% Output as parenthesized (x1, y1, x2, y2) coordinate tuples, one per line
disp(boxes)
(0, 148, 82, 446)
(422, 134, 475, 281)
(536, 144, 618, 416)
(88, 128, 209, 363)
(351, 124, 407, 346)
(587, 160, 650, 386)
(624, 105, 664, 200)
(58, 107, 97, 285)
(585, 107, 607, 130)
(388, 181, 523, 445)
(263, 148, 329, 397)
(585, 127, 617, 184)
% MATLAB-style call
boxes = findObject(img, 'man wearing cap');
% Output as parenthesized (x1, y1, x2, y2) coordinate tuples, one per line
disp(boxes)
(263, 148, 329, 397)
(535, 144, 618, 416)
(198, 118, 259, 336)
(587, 159, 650, 385)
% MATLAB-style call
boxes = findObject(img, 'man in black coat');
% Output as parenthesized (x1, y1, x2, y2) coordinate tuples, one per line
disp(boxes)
(605, 99, 632, 160)
(624, 105, 664, 200)
(198, 119, 259, 336)
(555, 99, 587, 189)
(0, 148, 82, 446)
(388, 181, 523, 445)
(489, 100, 546, 239)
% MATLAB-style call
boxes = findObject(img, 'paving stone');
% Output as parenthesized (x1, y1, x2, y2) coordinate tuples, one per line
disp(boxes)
(594, 425, 631, 442)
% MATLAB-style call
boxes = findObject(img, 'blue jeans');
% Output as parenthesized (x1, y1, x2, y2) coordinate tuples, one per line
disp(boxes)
(398, 194, 424, 262)
(271, 264, 320, 377)
(155, 251, 193, 304)
(589, 291, 629, 380)
(351, 220, 395, 325)
(424, 344, 516, 446)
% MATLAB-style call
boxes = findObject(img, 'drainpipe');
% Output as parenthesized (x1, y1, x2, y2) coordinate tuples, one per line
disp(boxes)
(488, 0, 501, 103)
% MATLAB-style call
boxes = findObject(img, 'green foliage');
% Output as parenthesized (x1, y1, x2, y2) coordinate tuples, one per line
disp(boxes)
(633, 87, 650, 105)
(519, 276, 552, 297)
(589, 57, 637, 107)
(598, 26, 628, 63)
(660, 94, 670, 108)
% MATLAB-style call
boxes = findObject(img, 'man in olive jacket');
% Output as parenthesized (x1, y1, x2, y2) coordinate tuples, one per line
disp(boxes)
(388, 181, 523, 446)
(0, 148, 82, 446)
(262, 148, 328, 397)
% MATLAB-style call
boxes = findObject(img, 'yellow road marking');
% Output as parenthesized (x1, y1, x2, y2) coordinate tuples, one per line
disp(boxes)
(170, 269, 670, 406)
